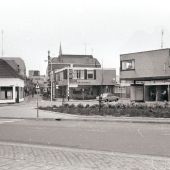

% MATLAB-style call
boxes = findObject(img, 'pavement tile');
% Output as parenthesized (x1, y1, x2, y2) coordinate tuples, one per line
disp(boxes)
(0, 142, 169, 169)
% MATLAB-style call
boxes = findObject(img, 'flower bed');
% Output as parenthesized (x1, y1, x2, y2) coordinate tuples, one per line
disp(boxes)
(39, 102, 170, 118)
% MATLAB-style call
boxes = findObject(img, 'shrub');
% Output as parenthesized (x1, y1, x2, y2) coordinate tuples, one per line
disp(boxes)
(69, 104, 75, 108)
(85, 104, 90, 108)
(63, 103, 69, 108)
(77, 103, 84, 108)
(38, 102, 170, 118)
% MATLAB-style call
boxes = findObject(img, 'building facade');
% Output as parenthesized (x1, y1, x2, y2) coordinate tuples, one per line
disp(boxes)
(0, 59, 24, 103)
(54, 66, 116, 99)
(46, 45, 102, 99)
(120, 48, 170, 102)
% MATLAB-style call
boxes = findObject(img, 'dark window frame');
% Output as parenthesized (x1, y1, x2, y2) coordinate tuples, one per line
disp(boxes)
(120, 59, 135, 71)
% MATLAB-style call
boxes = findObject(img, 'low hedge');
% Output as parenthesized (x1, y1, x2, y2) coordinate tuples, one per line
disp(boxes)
(39, 102, 170, 118)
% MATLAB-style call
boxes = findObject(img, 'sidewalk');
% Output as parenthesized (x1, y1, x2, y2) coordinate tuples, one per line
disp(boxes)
(0, 142, 169, 170)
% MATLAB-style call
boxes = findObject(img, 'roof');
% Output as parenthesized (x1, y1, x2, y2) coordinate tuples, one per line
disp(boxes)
(0, 59, 23, 79)
(120, 48, 170, 56)
(1, 57, 26, 77)
(49, 54, 101, 71)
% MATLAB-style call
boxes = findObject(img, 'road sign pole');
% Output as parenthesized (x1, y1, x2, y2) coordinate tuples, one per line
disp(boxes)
(36, 82, 40, 119)
(37, 91, 39, 118)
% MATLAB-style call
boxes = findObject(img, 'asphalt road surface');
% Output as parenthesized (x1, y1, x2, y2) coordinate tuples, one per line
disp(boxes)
(0, 119, 170, 157)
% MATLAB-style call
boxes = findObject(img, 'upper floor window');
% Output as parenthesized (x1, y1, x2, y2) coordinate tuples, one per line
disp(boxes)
(87, 70, 94, 79)
(121, 60, 135, 71)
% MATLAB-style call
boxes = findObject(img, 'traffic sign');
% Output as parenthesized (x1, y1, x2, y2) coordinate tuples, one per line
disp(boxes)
(36, 83, 39, 89)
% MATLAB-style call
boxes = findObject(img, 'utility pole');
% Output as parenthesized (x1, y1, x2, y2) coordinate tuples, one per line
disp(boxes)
(36, 82, 40, 118)
(47, 51, 53, 105)
(84, 43, 87, 55)
(99, 59, 104, 114)
(67, 66, 70, 101)
(1, 30, 4, 57)
(161, 29, 164, 49)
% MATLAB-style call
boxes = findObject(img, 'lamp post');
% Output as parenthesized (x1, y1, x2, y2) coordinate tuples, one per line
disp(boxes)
(50, 60, 53, 104)
(44, 51, 53, 105)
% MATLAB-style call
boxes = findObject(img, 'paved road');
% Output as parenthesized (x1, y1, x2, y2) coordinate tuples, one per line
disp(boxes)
(0, 119, 170, 158)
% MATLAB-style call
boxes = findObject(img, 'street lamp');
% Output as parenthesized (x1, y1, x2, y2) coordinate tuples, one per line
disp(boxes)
(44, 51, 53, 105)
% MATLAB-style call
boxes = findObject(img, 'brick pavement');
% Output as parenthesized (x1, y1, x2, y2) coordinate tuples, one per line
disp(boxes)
(0, 142, 169, 170)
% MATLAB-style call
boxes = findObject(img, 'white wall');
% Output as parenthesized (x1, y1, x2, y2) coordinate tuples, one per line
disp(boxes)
(0, 78, 24, 87)
(0, 78, 24, 104)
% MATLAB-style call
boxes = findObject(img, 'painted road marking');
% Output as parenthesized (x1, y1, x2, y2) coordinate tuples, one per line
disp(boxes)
(137, 128, 144, 138)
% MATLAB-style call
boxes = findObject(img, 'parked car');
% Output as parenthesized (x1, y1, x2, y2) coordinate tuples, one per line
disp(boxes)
(96, 93, 119, 102)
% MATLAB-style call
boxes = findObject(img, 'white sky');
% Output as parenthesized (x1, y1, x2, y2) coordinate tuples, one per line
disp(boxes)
(0, 0, 170, 75)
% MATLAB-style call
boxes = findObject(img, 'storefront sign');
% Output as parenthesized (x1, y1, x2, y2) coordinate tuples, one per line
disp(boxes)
(69, 84, 78, 87)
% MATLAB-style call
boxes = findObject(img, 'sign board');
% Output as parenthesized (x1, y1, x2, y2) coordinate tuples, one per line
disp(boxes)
(36, 83, 40, 89)
(69, 84, 78, 88)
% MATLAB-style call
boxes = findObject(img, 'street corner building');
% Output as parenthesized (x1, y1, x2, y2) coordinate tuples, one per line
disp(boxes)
(120, 48, 170, 102)
(46, 45, 116, 100)
(54, 67, 116, 100)
(0, 59, 25, 104)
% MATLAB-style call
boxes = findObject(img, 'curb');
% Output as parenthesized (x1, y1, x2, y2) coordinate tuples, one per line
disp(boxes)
(0, 116, 170, 124)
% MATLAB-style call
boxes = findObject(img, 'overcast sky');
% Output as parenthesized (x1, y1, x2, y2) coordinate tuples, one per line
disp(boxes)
(0, 0, 170, 75)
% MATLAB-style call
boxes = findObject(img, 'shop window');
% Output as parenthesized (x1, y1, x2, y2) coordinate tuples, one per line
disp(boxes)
(0, 87, 13, 100)
(19, 87, 24, 99)
(121, 60, 135, 71)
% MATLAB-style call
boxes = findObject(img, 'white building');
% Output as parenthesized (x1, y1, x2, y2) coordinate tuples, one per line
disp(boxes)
(0, 59, 24, 104)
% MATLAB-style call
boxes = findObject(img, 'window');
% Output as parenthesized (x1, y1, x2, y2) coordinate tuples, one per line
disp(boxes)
(19, 87, 24, 99)
(77, 70, 81, 79)
(80, 70, 84, 79)
(87, 70, 94, 79)
(0, 87, 13, 100)
(73, 70, 84, 79)
(121, 60, 135, 70)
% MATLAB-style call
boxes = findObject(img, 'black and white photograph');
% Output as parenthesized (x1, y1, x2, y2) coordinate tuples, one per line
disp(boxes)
(0, 0, 170, 169)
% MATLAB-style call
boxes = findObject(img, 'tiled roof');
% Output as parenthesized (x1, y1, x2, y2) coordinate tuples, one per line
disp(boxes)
(0, 59, 23, 79)
(49, 54, 101, 71)
(52, 54, 100, 65)
(1, 57, 26, 77)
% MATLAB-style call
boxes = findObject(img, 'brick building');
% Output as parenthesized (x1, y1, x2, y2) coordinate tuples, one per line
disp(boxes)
(46, 45, 116, 99)
(54, 66, 116, 99)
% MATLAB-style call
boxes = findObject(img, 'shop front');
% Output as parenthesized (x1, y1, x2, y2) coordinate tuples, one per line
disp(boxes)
(145, 85, 169, 102)
(0, 78, 24, 104)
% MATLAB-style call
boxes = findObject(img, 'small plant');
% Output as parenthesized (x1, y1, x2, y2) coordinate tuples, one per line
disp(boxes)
(63, 103, 69, 108)
(69, 104, 75, 108)
(85, 104, 90, 108)
(77, 103, 84, 108)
